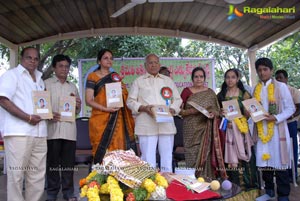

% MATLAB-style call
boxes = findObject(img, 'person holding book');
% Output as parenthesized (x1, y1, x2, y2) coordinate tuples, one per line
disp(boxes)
(217, 68, 258, 190)
(85, 49, 136, 164)
(180, 67, 226, 179)
(44, 54, 81, 201)
(0, 47, 47, 201)
(126, 53, 182, 172)
(253, 58, 295, 201)
(275, 69, 300, 182)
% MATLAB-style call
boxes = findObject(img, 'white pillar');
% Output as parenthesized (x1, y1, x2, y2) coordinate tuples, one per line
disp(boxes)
(9, 45, 18, 68)
(247, 49, 257, 87)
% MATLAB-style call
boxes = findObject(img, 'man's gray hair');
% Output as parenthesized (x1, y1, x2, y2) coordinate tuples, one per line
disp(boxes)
(144, 53, 159, 64)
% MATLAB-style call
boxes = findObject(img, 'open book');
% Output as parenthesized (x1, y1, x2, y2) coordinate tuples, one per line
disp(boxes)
(170, 174, 210, 194)
(32, 91, 53, 119)
(242, 98, 267, 122)
(105, 82, 123, 108)
(187, 101, 210, 118)
(59, 96, 76, 122)
(222, 99, 242, 120)
(151, 105, 173, 123)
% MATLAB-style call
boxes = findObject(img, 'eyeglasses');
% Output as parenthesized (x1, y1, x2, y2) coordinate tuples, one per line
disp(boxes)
(147, 61, 159, 65)
(24, 56, 39, 62)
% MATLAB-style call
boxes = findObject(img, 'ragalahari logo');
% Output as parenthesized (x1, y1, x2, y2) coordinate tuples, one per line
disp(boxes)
(227, 5, 244, 21)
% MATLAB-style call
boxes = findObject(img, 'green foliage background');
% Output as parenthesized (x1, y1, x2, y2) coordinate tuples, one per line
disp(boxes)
(0, 32, 299, 88)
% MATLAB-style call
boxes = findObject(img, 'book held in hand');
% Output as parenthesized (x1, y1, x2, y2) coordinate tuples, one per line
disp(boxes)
(222, 99, 242, 120)
(151, 105, 174, 123)
(105, 82, 123, 108)
(32, 91, 53, 119)
(187, 101, 210, 118)
(242, 98, 267, 122)
(59, 96, 76, 122)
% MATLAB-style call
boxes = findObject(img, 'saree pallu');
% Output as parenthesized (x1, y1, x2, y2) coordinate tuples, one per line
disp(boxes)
(182, 89, 226, 179)
(86, 72, 135, 163)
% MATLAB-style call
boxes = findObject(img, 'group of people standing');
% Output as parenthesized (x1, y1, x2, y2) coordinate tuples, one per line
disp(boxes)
(0, 47, 81, 201)
(0, 46, 298, 201)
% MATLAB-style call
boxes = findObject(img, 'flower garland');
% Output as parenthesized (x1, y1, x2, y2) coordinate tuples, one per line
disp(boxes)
(233, 116, 248, 134)
(254, 82, 276, 161)
(262, 153, 271, 161)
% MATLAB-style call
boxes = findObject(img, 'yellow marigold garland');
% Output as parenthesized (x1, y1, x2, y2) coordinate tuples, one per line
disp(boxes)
(141, 178, 157, 193)
(107, 176, 123, 201)
(233, 116, 248, 134)
(262, 153, 271, 161)
(254, 82, 275, 145)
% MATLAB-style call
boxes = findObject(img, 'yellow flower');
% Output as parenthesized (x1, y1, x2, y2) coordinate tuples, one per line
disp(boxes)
(86, 170, 97, 182)
(268, 83, 275, 103)
(86, 186, 100, 201)
(155, 173, 168, 188)
(257, 121, 274, 144)
(99, 183, 110, 194)
(262, 153, 271, 161)
(142, 178, 157, 193)
(233, 116, 248, 134)
(80, 185, 88, 197)
(107, 175, 123, 201)
(254, 82, 275, 144)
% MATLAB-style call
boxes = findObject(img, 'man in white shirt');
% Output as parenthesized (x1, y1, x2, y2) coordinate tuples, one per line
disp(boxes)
(0, 47, 47, 201)
(127, 54, 182, 172)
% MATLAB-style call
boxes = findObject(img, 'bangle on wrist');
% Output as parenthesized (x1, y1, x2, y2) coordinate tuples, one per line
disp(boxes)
(28, 115, 32, 123)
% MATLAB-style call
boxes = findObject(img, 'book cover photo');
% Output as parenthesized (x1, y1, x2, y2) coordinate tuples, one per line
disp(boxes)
(222, 99, 242, 121)
(151, 105, 173, 123)
(105, 82, 123, 108)
(59, 96, 76, 122)
(242, 98, 267, 122)
(32, 91, 53, 119)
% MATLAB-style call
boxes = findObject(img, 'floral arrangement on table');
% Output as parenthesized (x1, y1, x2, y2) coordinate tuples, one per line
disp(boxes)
(79, 149, 169, 201)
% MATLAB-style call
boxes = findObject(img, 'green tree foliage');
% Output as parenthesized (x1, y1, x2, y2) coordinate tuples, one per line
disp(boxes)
(182, 41, 250, 89)
(0, 32, 299, 89)
(257, 32, 300, 88)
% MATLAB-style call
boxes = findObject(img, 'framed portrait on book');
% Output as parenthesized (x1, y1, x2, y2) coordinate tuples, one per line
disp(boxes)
(105, 82, 123, 108)
(222, 99, 242, 120)
(59, 96, 76, 122)
(242, 98, 267, 122)
(32, 91, 53, 119)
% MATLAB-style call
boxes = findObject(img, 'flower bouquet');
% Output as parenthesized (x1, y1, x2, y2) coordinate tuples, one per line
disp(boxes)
(79, 149, 169, 201)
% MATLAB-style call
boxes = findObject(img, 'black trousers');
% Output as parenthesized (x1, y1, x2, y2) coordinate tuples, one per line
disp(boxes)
(262, 167, 290, 198)
(46, 139, 76, 199)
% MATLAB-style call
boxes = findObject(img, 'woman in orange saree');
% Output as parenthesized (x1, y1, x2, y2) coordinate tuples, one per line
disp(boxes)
(85, 49, 135, 164)
(180, 67, 227, 179)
